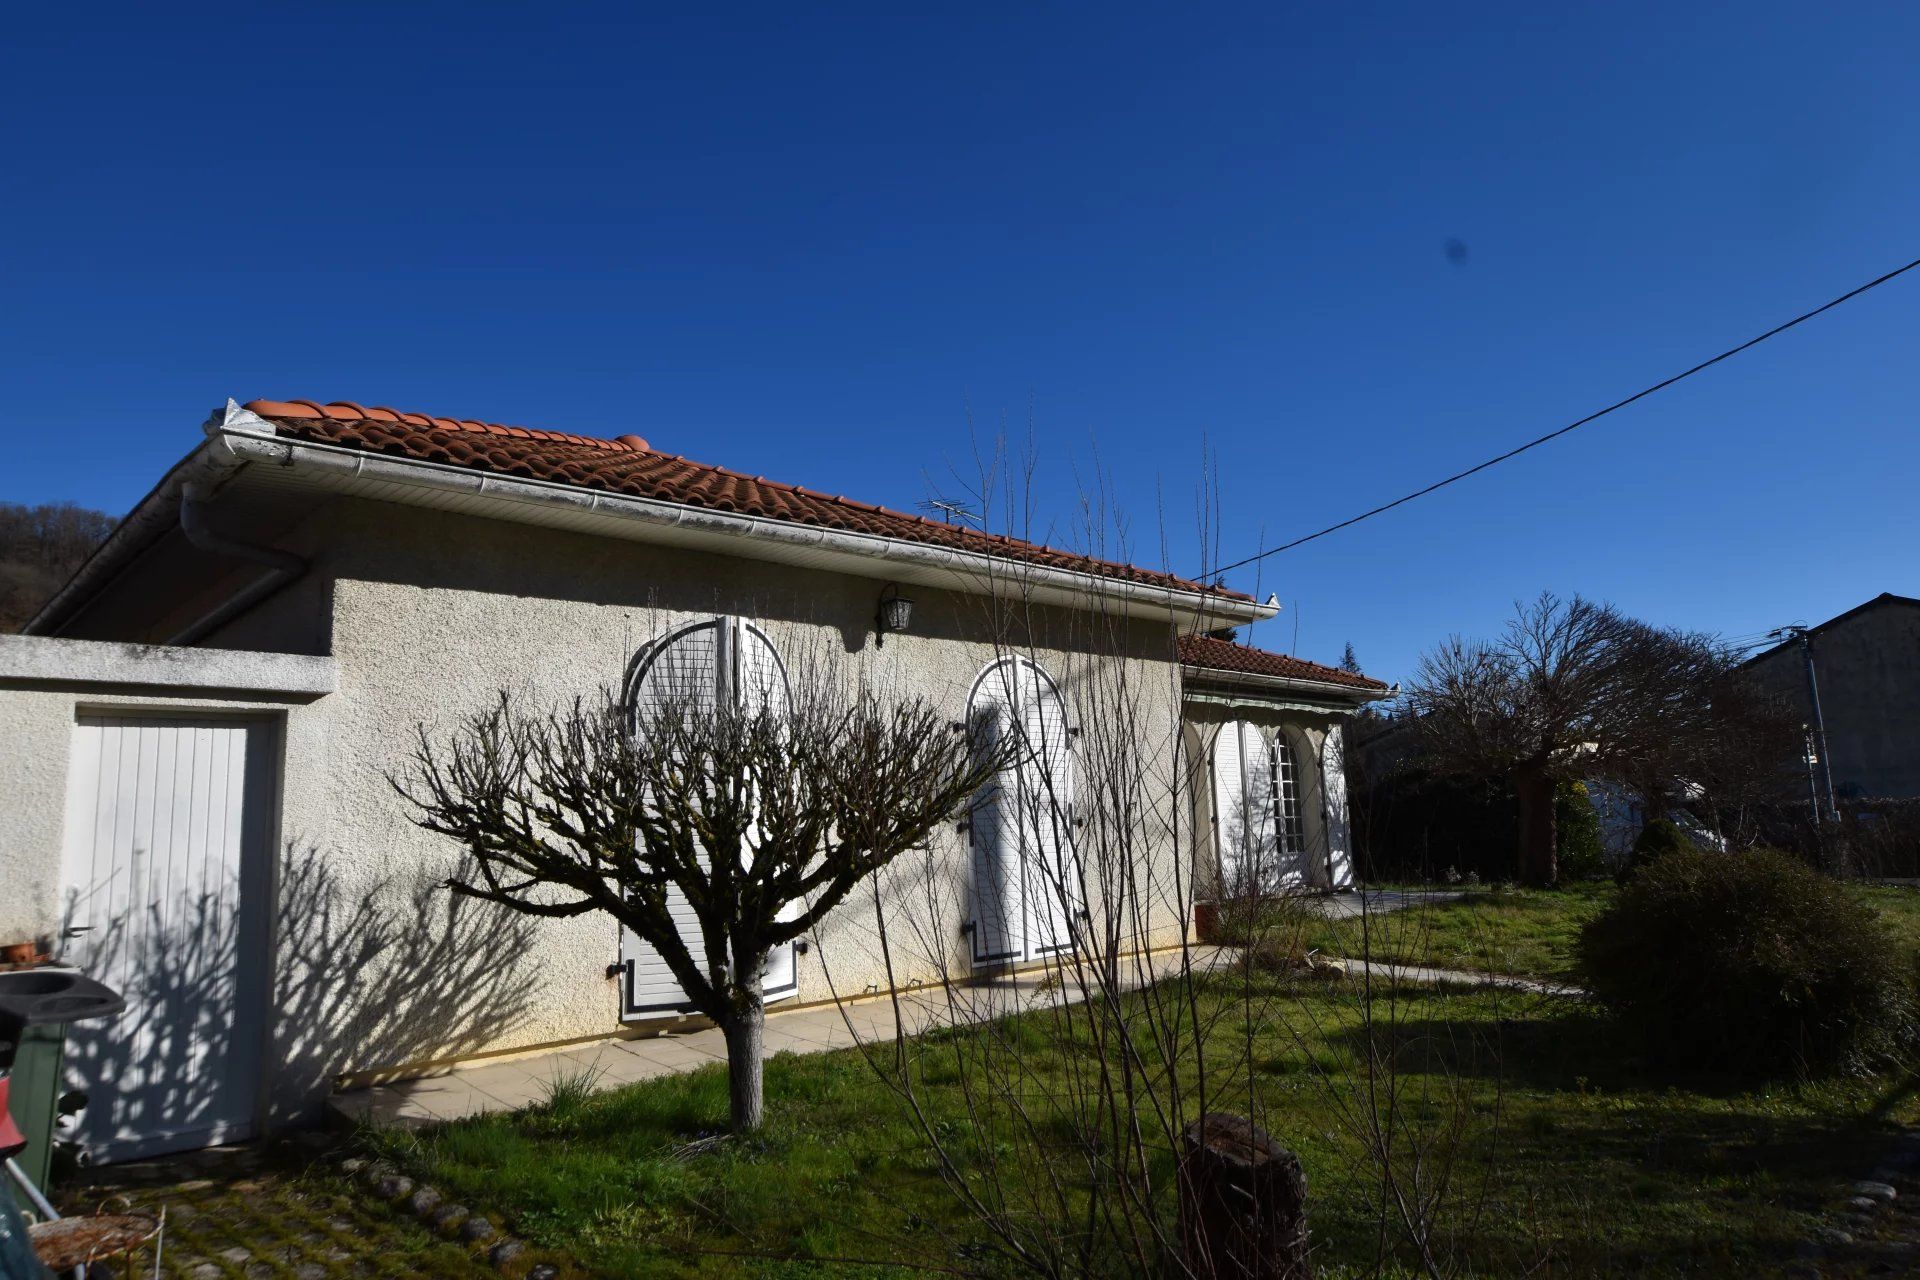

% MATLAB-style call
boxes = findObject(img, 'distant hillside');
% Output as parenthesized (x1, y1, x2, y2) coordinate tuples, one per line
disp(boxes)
(0, 501, 118, 632)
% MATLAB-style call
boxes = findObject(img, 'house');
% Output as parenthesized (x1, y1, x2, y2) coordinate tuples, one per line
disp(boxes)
(0, 397, 1387, 1162)
(1743, 593, 1920, 803)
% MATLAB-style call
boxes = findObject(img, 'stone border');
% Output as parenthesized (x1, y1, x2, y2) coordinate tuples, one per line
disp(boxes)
(1789, 1126, 1920, 1275)
(340, 1155, 556, 1278)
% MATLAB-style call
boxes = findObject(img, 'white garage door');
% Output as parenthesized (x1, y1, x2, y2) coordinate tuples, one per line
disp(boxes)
(58, 713, 277, 1162)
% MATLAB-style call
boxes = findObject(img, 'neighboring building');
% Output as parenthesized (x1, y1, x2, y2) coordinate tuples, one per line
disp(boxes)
(0, 397, 1386, 1162)
(1743, 593, 1920, 802)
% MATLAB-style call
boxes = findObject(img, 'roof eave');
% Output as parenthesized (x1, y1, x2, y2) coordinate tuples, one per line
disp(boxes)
(23, 406, 268, 635)
(1180, 664, 1392, 708)
(43, 403, 1276, 631)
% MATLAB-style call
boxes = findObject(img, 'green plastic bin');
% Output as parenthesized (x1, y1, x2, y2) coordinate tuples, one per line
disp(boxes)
(7, 1022, 68, 1194)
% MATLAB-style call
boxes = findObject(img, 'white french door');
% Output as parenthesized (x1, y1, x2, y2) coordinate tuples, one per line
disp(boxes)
(1211, 721, 1309, 894)
(967, 658, 1076, 965)
(618, 618, 797, 1018)
(58, 713, 277, 1161)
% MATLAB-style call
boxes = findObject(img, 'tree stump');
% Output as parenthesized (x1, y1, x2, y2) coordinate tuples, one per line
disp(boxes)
(1177, 1113, 1309, 1280)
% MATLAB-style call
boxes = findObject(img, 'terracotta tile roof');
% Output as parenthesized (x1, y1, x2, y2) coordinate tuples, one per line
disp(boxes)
(241, 400, 1243, 599)
(1177, 633, 1388, 692)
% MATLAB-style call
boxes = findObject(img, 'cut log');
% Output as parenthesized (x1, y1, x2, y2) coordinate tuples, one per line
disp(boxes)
(1177, 1112, 1309, 1280)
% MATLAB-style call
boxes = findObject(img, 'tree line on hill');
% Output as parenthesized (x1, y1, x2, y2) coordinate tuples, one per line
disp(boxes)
(0, 501, 118, 632)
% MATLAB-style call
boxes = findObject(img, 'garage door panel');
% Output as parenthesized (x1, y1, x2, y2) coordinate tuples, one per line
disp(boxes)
(59, 714, 276, 1163)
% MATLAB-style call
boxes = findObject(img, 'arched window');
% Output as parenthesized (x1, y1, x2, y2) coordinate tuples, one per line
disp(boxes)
(617, 617, 797, 1017)
(966, 657, 1076, 964)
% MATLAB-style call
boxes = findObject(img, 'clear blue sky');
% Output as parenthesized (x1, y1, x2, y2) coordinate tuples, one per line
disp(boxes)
(5, 3, 1915, 682)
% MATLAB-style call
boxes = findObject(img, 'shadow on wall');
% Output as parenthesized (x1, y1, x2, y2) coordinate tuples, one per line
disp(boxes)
(61, 844, 540, 1160)
(271, 846, 541, 1113)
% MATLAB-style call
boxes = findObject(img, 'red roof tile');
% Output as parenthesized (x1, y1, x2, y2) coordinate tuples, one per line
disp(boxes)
(241, 400, 1243, 599)
(1177, 634, 1388, 692)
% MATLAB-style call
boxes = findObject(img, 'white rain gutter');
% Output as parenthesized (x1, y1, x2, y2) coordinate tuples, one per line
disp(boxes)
(32, 402, 1278, 635)
(1181, 665, 1394, 709)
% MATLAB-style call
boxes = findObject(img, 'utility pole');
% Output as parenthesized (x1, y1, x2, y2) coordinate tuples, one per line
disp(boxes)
(1800, 726, 1821, 827)
(1772, 625, 1839, 822)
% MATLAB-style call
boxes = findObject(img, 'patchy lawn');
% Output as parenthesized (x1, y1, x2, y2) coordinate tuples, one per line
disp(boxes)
(1282, 880, 1920, 982)
(1297, 883, 1612, 979)
(364, 976, 1919, 1278)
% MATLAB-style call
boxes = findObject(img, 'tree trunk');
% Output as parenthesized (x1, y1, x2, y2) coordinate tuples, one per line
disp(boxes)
(1514, 768, 1558, 888)
(722, 993, 766, 1132)
(1177, 1113, 1309, 1280)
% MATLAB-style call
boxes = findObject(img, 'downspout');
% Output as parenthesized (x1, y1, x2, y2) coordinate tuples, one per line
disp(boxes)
(167, 481, 309, 646)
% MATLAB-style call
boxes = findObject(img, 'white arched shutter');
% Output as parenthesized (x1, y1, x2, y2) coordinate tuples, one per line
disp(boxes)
(1213, 721, 1275, 894)
(1321, 726, 1353, 889)
(621, 621, 720, 1017)
(1020, 663, 1076, 956)
(967, 665, 1023, 963)
(737, 624, 799, 1001)
(619, 618, 797, 1019)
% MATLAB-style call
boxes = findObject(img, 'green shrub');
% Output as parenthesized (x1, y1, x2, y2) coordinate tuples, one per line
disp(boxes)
(1555, 781, 1608, 881)
(1631, 817, 1692, 864)
(1577, 848, 1917, 1076)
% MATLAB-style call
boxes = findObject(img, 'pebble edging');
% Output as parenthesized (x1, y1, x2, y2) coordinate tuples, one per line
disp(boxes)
(1788, 1129, 1920, 1276)
(342, 1155, 548, 1275)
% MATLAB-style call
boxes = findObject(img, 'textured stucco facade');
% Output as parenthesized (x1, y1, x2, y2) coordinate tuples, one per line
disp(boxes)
(300, 500, 1195, 1069)
(0, 637, 335, 953)
(1744, 595, 1920, 801)
(10, 465, 1372, 1130)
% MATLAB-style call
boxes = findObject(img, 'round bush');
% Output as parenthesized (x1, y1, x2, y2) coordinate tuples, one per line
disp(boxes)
(1577, 848, 1916, 1076)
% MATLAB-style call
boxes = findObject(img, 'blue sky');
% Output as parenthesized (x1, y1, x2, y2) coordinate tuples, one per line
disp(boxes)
(4, 3, 1916, 682)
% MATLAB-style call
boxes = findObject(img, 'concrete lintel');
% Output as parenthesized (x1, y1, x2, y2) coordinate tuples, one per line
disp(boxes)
(0, 634, 336, 698)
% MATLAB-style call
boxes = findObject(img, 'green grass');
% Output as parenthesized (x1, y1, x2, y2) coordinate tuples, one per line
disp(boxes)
(1265, 880, 1920, 982)
(366, 975, 1920, 1278)
(1294, 883, 1613, 979)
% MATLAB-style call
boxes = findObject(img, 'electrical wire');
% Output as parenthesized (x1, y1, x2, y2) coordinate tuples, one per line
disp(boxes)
(1209, 253, 1920, 578)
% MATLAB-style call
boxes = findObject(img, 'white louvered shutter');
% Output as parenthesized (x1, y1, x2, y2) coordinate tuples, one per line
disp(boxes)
(1019, 663, 1077, 956)
(737, 624, 799, 1001)
(967, 663, 1023, 963)
(621, 621, 721, 1017)
(1321, 726, 1353, 888)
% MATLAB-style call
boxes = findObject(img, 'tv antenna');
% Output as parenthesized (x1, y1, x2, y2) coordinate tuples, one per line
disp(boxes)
(918, 497, 981, 527)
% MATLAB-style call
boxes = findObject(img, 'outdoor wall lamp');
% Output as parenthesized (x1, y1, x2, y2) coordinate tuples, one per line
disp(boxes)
(875, 583, 914, 647)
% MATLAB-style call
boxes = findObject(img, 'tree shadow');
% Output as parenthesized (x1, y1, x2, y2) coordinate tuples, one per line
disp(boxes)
(270, 845, 543, 1118)
(58, 843, 540, 1164)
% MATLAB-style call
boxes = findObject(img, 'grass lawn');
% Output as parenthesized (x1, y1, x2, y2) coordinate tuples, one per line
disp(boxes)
(1274, 879, 1920, 982)
(365, 973, 1920, 1278)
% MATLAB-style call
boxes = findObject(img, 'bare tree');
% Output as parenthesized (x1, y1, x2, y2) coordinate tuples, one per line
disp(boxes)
(391, 666, 1006, 1131)
(1409, 593, 1790, 885)
(0, 499, 117, 631)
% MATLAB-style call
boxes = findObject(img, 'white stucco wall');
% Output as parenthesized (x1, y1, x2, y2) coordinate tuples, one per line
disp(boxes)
(268, 498, 1193, 1087)
(0, 637, 336, 953)
(8, 493, 1210, 1115)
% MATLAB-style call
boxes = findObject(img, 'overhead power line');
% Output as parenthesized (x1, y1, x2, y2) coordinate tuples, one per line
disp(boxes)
(1209, 253, 1920, 579)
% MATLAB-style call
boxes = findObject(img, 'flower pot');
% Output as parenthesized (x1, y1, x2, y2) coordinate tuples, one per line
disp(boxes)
(1193, 902, 1221, 944)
